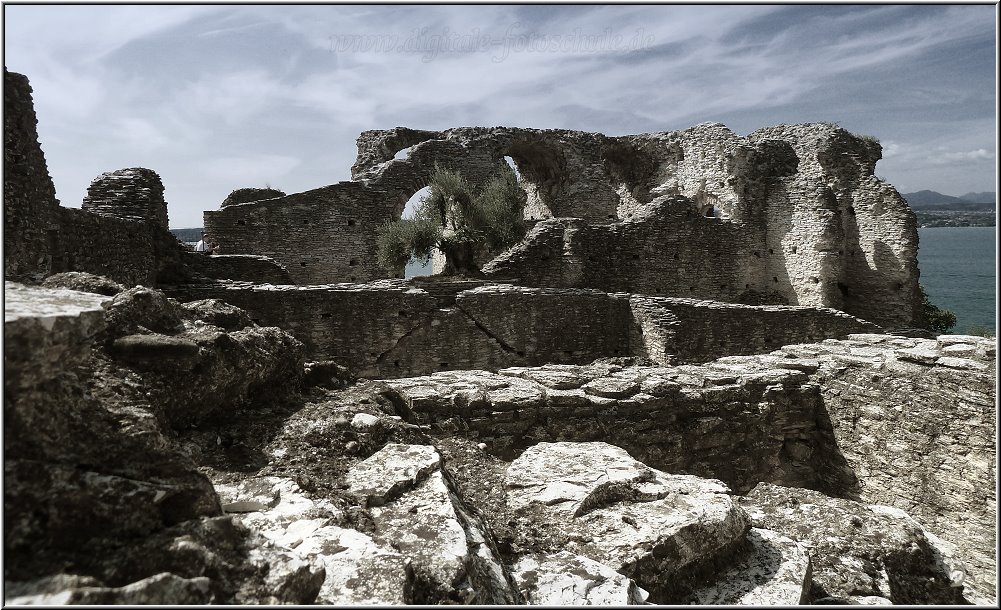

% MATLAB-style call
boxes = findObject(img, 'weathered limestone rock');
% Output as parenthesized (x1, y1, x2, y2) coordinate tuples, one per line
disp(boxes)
(41, 271, 125, 295)
(346, 443, 441, 506)
(351, 444, 522, 604)
(740, 483, 969, 604)
(96, 515, 325, 604)
(180, 297, 254, 331)
(5, 572, 213, 605)
(103, 285, 185, 335)
(95, 285, 305, 428)
(512, 551, 649, 605)
(4, 283, 220, 574)
(296, 525, 411, 605)
(506, 442, 750, 603)
(3, 282, 322, 602)
(685, 527, 811, 605)
(212, 476, 395, 605)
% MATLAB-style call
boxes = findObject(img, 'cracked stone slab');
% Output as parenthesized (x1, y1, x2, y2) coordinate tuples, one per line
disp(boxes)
(3, 281, 111, 328)
(895, 344, 941, 365)
(512, 551, 648, 605)
(740, 483, 969, 604)
(582, 374, 643, 398)
(686, 527, 810, 605)
(368, 469, 520, 603)
(935, 356, 988, 371)
(569, 490, 750, 597)
(5, 572, 213, 605)
(294, 525, 411, 605)
(218, 476, 342, 539)
(498, 364, 603, 390)
(345, 443, 441, 507)
(507, 442, 748, 600)
(506, 441, 728, 517)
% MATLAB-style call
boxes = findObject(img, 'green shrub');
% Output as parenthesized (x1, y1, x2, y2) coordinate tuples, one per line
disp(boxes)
(913, 284, 957, 334)
(965, 324, 995, 338)
(850, 130, 880, 147)
(376, 164, 526, 275)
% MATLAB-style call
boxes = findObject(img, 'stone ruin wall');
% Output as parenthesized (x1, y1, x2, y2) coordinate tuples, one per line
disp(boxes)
(808, 336, 997, 596)
(483, 123, 920, 328)
(384, 333, 996, 596)
(203, 183, 392, 285)
(204, 123, 919, 328)
(180, 253, 292, 285)
(51, 207, 159, 286)
(3, 70, 168, 286)
(82, 167, 169, 231)
(4, 69, 60, 280)
(3, 69, 291, 288)
(165, 281, 878, 379)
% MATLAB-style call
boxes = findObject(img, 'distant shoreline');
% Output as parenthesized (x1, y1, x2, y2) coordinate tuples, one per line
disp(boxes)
(914, 211, 995, 228)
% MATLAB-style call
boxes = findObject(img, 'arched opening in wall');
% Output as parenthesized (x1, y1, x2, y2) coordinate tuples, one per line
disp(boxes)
(504, 155, 523, 181)
(394, 146, 415, 161)
(505, 142, 563, 221)
(401, 186, 436, 278)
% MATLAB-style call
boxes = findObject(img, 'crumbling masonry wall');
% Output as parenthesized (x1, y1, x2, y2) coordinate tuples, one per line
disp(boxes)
(483, 123, 919, 328)
(3, 70, 178, 286)
(181, 253, 292, 284)
(51, 208, 159, 286)
(165, 281, 878, 378)
(206, 123, 919, 328)
(4, 69, 60, 280)
(384, 333, 996, 598)
(203, 183, 396, 285)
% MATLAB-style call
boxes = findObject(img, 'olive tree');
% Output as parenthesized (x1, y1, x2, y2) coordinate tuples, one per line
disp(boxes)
(377, 164, 526, 276)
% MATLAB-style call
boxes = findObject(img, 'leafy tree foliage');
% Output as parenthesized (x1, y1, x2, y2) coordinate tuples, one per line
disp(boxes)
(913, 284, 957, 334)
(377, 164, 526, 276)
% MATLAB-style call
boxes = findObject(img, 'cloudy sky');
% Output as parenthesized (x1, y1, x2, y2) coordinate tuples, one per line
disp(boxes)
(4, 3, 997, 228)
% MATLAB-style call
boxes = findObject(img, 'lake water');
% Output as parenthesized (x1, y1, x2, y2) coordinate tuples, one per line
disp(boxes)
(918, 226, 996, 334)
(408, 227, 997, 335)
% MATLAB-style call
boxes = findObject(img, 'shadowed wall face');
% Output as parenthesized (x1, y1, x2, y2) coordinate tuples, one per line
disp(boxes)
(165, 281, 879, 378)
(4, 69, 59, 280)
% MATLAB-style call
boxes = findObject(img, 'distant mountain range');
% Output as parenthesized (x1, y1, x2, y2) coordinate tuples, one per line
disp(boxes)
(902, 190, 995, 210)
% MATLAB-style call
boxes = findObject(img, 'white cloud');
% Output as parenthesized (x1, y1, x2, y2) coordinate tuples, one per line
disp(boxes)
(3, 4, 995, 226)
(198, 155, 302, 185)
(113, 117, 173, 152)
(930, 148, 996, 165)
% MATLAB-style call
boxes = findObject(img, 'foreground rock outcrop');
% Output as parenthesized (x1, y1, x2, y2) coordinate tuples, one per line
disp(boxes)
(4, 281, 316, 603)
(3, 65, 989, 606)
(3, 279, 993, 605)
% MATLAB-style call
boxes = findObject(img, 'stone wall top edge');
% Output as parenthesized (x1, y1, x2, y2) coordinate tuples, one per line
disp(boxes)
(4, 281, 113, 324)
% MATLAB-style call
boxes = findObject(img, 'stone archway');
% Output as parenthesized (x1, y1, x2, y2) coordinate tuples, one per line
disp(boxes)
(505, 141, 565, 221)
